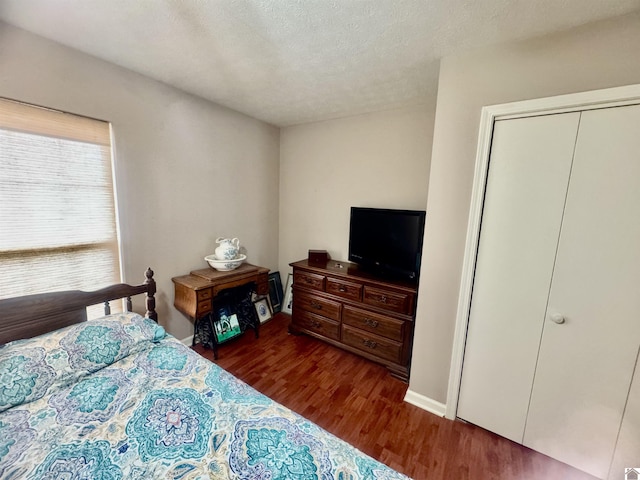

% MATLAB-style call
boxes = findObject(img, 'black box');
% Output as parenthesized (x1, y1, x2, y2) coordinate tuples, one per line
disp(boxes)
(308, 249, 330, 264)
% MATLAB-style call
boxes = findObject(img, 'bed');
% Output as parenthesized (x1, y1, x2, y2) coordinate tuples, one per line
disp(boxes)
(0, 269, 410, 479)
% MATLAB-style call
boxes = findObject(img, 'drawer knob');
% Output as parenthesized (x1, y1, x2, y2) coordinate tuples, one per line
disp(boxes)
(376, 295, 387, 304)
(304, 278, 313, 284)
(338, 286, 347, 292)
(311, 320, 321, 328)
(363, 339, 378, 349)
(364, 318, 379, 328)
(310, 301, 323, 310)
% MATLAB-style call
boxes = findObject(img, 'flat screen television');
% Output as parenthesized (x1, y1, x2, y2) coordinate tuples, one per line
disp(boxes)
(348, 207, 426, 282)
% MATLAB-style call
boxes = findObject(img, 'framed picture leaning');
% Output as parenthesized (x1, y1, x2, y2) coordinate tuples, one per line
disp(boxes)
(253, 296, 273, 324)
(212, 304, 242, 343)
(268, 271, 284, 313)
(282, 273, 293, 314)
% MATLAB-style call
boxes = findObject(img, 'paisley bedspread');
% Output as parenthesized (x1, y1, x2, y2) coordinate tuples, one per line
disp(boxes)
(0, 312, 411, 479)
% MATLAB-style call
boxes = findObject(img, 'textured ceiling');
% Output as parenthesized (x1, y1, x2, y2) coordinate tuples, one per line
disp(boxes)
(1, 0, 639, 126)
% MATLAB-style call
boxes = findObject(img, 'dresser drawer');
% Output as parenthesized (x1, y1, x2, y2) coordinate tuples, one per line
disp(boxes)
(294, 271, 325, 291)
(196, 299, 212, 316)
(342, 324, 402, 363)
(326, 277, 362, 301)
(342, 305, 404, 342)
(293, 309, 340, 341)
(197, 288, 212, 301)
(363, 286, 412, 314)
(295, 291, 341, 321)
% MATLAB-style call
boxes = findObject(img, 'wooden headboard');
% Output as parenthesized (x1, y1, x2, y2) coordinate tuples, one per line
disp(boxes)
(0, 268, 157, 345)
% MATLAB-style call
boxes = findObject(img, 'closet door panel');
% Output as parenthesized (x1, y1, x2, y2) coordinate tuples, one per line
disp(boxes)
(457, 113, 580, 442)
(608, 350, 640, 480)
(524, 104, 640, 478)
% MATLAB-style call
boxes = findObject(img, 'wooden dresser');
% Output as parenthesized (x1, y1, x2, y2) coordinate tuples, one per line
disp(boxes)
(289, 259, 418, 381)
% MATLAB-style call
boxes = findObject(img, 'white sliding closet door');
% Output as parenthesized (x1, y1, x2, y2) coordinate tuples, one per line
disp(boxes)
(457, 113, 580, 442)
(609, 353, 640, 479)
(523, 104, 640, 479)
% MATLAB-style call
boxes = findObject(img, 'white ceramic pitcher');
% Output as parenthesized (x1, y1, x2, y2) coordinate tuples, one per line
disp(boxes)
(215, 237, 240, 260)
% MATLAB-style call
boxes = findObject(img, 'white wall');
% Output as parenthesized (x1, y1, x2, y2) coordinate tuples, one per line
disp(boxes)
(0, 22, 280, 340)
(278, 105, 435, 277)
(410, 12, 640, 405)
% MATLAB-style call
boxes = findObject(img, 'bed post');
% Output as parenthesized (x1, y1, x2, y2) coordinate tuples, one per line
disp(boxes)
(145, 267, 158, 322)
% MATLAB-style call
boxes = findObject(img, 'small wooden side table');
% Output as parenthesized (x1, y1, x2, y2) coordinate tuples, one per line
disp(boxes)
(172, 263, 269, 357)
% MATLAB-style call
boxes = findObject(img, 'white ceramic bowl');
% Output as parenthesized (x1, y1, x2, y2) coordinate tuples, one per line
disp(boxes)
(204, 253, 246, 271)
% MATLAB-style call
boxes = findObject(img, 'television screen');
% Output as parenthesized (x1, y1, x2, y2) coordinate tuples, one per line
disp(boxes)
(348, 207, 426, 281)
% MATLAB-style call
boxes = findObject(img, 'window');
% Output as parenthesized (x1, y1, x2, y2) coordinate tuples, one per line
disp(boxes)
(0, 98, 121, 317)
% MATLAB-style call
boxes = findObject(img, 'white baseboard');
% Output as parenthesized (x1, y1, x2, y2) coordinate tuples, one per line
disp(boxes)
(404, 389, 447, 417)
(180, 335, 194, 346)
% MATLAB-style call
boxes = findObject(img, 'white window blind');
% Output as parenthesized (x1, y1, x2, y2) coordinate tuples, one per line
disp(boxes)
(0, 98, 121, 316)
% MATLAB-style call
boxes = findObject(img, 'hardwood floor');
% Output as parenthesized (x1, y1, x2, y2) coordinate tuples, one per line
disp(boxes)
(192, 313, 597, 480)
